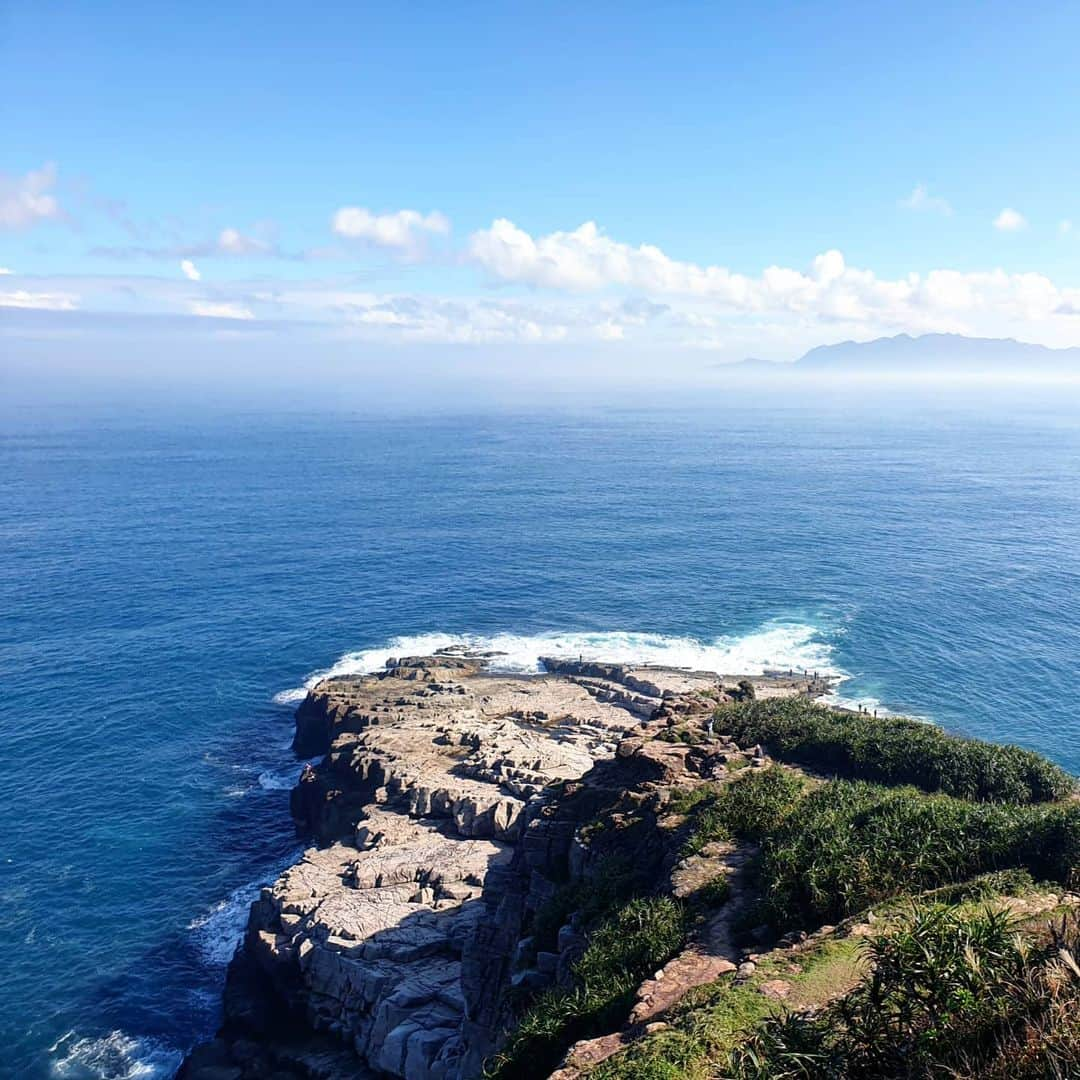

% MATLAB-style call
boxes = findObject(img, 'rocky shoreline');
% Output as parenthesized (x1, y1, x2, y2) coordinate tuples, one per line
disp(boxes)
(179, 653, 827, 1080)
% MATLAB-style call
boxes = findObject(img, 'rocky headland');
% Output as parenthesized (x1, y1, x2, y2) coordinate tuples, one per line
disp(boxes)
(179, 653, 827, 1080)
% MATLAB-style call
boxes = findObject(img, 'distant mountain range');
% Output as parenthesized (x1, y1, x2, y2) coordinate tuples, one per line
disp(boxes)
(745, 334, 1080, 373)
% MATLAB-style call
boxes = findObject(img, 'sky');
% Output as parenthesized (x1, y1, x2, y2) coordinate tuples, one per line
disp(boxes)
(3, 1, 1080, 393)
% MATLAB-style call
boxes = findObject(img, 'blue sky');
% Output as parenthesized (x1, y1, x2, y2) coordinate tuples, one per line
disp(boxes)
(3, 1, 1080, 378)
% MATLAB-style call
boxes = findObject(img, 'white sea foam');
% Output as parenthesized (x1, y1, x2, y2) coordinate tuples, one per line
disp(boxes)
(257, 765, 302, 790)
(272, 622, 845, 704)
(50, 1030, 180, 1079)
(186, 849, 304, 966)
(822, 688, 927, 721)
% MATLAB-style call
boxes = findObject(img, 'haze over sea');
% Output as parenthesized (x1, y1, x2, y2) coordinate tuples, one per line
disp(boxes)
(4, 390, 1080, 1078)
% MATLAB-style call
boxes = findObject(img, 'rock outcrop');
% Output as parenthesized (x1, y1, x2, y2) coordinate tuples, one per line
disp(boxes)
(179, 655, 819, 1080)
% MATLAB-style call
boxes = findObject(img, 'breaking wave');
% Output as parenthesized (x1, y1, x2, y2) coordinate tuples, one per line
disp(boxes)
(49, 1030, 181, 1079)
(272, 621, 846, 705)
(185, 848, 304, 966)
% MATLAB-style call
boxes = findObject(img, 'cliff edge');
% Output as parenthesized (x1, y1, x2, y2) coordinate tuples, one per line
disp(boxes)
(178, 654, 818, 1079)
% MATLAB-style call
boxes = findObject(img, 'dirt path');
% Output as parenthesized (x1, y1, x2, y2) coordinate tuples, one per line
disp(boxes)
(550, 841, 758, 1078)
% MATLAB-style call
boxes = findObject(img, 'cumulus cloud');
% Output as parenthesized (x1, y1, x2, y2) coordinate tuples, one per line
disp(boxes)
(0, 163, 63, 230)
(331, 207, 450, 253)
(994, 208, 1027, 232)
(189, 300, 255, 320)
(0, 288, 78, 310)
(465, 217, 1080, 339)
(899, 184, 953, 215)
(180, 259, 201, 281)
(15, 221, 1080, 358)
(0, 266, 13, 275)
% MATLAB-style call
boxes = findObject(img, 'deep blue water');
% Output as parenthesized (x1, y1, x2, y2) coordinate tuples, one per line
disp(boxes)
(3, 399, 1080, 1078)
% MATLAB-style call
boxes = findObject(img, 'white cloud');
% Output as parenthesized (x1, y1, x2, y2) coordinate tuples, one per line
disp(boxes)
(899, 184, 952, 215)
(465, 217, 1080, 340)
(180, 259, 201, 281)
(0, 288, 78, 310)
(0, 266, 13, 275)
(1060, 220, 1074, 236)
(94, 224, 279, 262)
(189, 300, 255, 320)
(331, 207, 450, 253)
(216, 226, 271, 255)
(14, 232, 1080, 359)
(0, 163, 63, 230)
(993, 208, 1027, 232)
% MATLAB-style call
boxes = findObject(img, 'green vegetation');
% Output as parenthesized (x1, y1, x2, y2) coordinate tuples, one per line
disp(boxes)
(757, 780, 1080, 928)
(656, 725, 708, 745)
(727, 904, 1080, 1079)
(492, 697, 1079, 1080)
(487, 897, 687, 1080)
(682, 767, 804, 854)
(715, 697, 1075, 803)
(529, 855, 636, 951)
(590, 934, 865, 1080)
(689, 874, 731, 909)
(671, 768, 1078, 928)
(731, 679, 757, 702)
(665, 783, 714, 817)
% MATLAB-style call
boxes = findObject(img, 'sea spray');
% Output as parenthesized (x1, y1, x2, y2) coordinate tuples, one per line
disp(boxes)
(273, 622, 846, 705)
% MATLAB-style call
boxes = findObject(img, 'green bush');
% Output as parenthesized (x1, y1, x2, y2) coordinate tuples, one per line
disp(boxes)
(529, 855, 636, 951)
(728, 904, 1080, 1079)
(683, 767, 805, 855)
(486, 897, 686, 1079)
(757, 781, 1080, 928)
(715, 698, 1075, 804)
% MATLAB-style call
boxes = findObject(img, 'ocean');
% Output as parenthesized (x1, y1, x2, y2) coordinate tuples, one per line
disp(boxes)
(3, 395, 1080, 1078)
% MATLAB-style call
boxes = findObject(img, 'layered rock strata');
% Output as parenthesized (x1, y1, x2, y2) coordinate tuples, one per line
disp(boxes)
(180, 655, 818, 1080)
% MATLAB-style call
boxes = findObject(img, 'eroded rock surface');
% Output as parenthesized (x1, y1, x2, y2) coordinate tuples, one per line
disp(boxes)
(180, 655, 816, 1080)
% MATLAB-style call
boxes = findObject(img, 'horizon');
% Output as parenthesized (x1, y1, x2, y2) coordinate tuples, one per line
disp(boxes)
(5, 1, 1080, 398)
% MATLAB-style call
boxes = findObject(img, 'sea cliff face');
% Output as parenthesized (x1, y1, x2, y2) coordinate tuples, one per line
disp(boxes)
(179, 655, 817, 1079)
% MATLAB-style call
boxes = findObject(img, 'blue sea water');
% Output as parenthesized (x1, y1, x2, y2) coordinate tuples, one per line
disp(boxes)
(3, 396, 1080, 1078)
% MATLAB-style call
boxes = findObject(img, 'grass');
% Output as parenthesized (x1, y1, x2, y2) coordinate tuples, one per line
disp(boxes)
(591, 900, 1080, 1080)
(680, 767, 805, 855)
(588, 933, 865, 1080)
(529, 855, 636, 952)
(490, 706, 1079, 1080)
(714, 697, 1075, 804)
(726, 904, 1080, 1079)
(486, 896, 687, 1080)
(664, 784, 715, 817)
(756, 780, 1080, 928)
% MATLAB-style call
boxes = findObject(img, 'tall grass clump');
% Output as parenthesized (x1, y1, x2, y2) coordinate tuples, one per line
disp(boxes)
(486, 896, 686, 1080)
(683, 767, 805, 855)
(716, 698, 1074, 804)
(758, 781, 1080, 928)
(728, 904, 1080, 1079)
(529, 855, 636, 951)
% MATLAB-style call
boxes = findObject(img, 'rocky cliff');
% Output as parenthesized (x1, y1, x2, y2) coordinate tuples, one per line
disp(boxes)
(179, 654, 823, 1080)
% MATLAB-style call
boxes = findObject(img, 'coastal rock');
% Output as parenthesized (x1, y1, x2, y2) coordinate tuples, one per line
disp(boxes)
(182, 655, 811, 1080)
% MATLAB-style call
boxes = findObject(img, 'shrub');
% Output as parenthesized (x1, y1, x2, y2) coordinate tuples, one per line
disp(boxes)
(728, 905, 1080, 1079)
(732, 679, 757, 702)
(756, 781, 1080, 928)
(529, 854, 636, 951)
(486, 897, 687, 1079)
(715, 698, 1075, 804)
(683, 767, 806, 855)
(690, 874, 732, 909)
